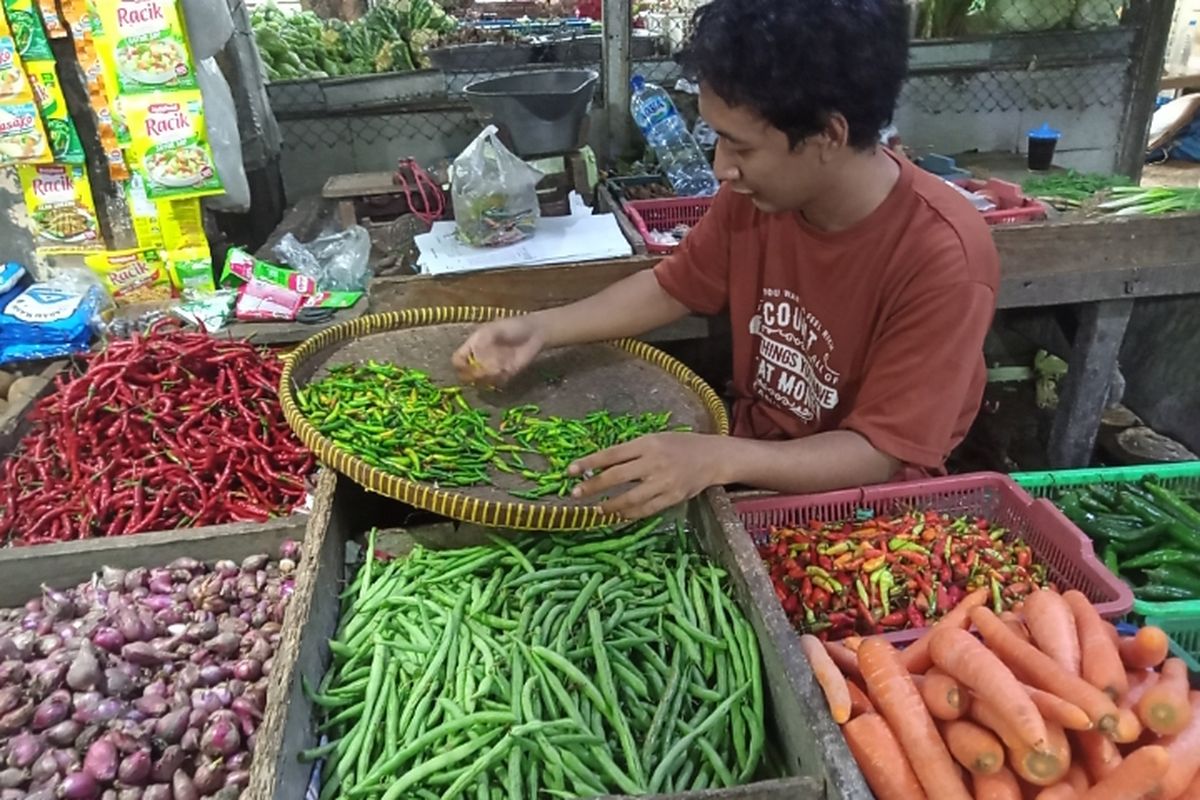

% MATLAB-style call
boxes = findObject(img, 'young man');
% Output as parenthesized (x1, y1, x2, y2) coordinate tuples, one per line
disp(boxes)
(453, 0, 1000, 520)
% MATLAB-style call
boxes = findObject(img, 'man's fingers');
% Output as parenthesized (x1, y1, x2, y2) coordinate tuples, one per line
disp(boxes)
(569, 441, 641, 477)
(571, 461, 642, 499)
(601, 483, 669, 520)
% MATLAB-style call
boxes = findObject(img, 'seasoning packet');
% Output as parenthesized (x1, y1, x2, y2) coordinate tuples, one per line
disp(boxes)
(26, 61, 85, 164)
(302, 290, 364, 310)
(84, 248, 173, 305)
(235, 280, 306, 322)
(158, 197, 204, 249)
(97, 0, 197, 95)
(18, 164, 103, 251)
(0, 100, 51, 165)
(119, 173, 163, 249)
(61, 0, 130, 181)
(222, 247, 318, 295)
(3, 0, 53, 61)
(164, 245, 215, 294)
(123, 93, 222, 200)
(0, 35, 34, 101)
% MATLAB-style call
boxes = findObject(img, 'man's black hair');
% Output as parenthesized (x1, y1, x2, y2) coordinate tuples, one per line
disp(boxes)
(677, 0, 909, 151)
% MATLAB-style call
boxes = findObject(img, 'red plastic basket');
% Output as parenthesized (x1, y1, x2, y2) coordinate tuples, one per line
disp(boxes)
(951, 178, 1048, 226)
(734, 472, 1133, 646)
(624, 196, 715, 254)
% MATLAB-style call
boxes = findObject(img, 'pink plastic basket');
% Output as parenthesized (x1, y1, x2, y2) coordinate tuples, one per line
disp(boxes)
(951, 177, 1048, 226)
(624, 196, 715, 254)
(734, 472, 1133, 646)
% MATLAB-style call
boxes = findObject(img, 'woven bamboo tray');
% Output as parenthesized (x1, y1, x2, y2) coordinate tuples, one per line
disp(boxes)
(279, 306, 729, 530)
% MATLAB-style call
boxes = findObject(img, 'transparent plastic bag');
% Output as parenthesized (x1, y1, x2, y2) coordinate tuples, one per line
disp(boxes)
(197, 59, 250, 213)
(451, 125, 543, 247)
(274, 226, 372, 292)
(181, 0, 234, 60)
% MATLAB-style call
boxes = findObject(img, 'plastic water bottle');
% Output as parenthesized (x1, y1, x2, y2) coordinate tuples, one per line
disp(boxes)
(629, 75, 718, 197)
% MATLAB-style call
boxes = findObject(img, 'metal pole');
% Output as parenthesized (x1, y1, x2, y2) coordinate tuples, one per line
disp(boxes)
(1116, 0, 1176, 179)
(602, 0, 634, 164)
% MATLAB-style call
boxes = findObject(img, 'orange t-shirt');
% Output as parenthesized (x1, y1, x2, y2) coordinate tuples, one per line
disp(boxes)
(654, 155, 1000, 471)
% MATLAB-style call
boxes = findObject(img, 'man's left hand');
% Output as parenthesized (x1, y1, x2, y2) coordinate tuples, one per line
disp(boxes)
(568, 432, 723, 520)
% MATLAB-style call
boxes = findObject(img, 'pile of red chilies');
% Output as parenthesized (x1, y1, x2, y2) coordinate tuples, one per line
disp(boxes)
(0, 323, 314, 545)
(758, 510, 1049, 640)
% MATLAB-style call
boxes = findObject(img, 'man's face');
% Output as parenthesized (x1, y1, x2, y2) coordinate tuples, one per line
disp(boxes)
(700, 84, 826, 214)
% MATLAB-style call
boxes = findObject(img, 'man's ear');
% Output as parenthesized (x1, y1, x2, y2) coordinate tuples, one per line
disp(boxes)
(814, 113, 851, 162)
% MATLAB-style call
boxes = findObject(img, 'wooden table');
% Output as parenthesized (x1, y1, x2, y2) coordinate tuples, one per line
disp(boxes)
(264, 189, 1200, 470)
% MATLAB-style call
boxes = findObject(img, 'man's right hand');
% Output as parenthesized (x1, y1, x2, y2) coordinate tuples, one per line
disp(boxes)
(452, 315, 546, 387)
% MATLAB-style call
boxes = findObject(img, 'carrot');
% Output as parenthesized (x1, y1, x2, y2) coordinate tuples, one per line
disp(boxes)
(1000, 610, 1032, 643)
(842, 712, 927, 800)
(1022, 590, 1081, 675)
(857, 637, 972, 800)
(1073, 730, 1123, 784)
(930, 626, 1048, 749)
(1136, 657, 1192, 736)
(1080, 744, 1169, 800)
(842, 635, 863, 653)
(1023, 683, 1092, 731)
(1064, 764, 1090, 794)
(941, 718, 1005, 775)
(916, 671, 969, 721)
(898, 588, 989, 674)
(973, 767, 1023, 800)
(1185, 769, 1200, 800)
(971, 696, 1070, 787)
(800, 634, 852, 724)
(1034, 784, 1077, 800)
(847, 680, 875, 718)
(1119, 627, 1170, 671)
(1158, 692, 1200, 799)
(825, 640, 861, 680)
(1062, 591, 1128, 700)
(1111, 707, 1143, 744)
(971, 607, 1120, 733)
(1121, 670, 1160, 710)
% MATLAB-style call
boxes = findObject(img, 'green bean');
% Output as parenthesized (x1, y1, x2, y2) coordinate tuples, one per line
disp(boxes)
(378, 727, 506, 800)
(648, 684, 751, 793)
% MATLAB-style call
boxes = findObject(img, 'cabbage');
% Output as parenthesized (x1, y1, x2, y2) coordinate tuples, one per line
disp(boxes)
(985, 0, 1074, 32)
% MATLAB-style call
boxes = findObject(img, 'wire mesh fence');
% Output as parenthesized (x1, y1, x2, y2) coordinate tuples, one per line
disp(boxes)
(267, 0, 1142, 198)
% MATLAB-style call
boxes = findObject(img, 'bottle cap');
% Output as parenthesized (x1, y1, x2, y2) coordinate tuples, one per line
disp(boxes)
(630, 75, 645, 92)
(1028, 123, 1062, 141)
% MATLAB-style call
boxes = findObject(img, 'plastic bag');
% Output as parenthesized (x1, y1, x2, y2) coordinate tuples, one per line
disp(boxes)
(1072, 0, 1121, 29)
(0, 266, 108, 364)
(273, 226, 372, 292)
(196, 59, 250, 213)
(451, 125, 543, 247)
(181, 0, 233, 60)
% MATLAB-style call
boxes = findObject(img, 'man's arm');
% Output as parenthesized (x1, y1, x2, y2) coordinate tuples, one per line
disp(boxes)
(712, 430, 901, 493)
(570, 429, 900, 519)
(531, 269, 691, 348)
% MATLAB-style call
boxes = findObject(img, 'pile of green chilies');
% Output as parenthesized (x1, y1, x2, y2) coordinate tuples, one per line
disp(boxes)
(307, 517, 766, 799)
(296, 363, 687, 498)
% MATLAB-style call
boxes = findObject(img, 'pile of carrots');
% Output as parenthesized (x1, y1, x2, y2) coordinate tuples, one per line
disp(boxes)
(802, 587, 1200, 799)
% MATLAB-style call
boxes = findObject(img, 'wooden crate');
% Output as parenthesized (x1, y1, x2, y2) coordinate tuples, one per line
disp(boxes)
(0, 359, 321, 571)
(248, 479, 868, 799)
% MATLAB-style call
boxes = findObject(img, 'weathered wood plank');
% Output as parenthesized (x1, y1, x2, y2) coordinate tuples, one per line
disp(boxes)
(1048, 299, 1136, 468)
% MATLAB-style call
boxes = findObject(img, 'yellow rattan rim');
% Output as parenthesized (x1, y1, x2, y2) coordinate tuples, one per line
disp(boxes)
(278, 306, 730, 531)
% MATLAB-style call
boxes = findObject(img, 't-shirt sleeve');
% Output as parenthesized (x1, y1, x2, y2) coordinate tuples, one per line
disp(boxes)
(839, 280, 996, 469)
(652, 188, 734, 315)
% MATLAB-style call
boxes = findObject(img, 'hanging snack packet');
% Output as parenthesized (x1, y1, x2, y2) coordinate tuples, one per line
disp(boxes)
(19, 164, 103, 250)
(97, 0, 197, 95)
(124, 93, 223, 200)
(26, 61, 85, 163)
(0, 100, 51, 165)
(0, 34, 34, 101)
(3, 0, 53, 61)
(164, 244, 214, 294)
(61, 0, 130, 180)
(35, 0, 68, 39)
(84, 248, 173, 305)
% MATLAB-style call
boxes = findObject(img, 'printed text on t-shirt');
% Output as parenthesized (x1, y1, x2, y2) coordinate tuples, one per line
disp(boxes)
(749, 289, 841, 423)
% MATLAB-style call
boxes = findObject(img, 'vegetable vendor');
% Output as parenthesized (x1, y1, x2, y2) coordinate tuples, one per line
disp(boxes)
(454, 0, 999, 520)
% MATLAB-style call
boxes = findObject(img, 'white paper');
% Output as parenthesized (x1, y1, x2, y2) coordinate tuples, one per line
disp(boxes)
(416, 212, 634, 275)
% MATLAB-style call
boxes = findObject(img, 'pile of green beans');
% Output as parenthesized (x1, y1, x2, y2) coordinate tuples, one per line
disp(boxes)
(306, 517, 766, 799)
(297, 363, 687, 498)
